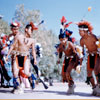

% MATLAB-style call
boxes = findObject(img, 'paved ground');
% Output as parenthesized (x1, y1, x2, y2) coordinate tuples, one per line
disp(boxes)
(0, 82, 100, 99)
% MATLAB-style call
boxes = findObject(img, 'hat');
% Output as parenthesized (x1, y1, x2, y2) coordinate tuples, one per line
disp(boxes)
(10, 21, 20, 28)
(59, 33, 66, 39)
(61, 16, 67, 24)
(65, 29, 73, 36)
(30, 22, 38, 31)
(77, 20, 93, 32)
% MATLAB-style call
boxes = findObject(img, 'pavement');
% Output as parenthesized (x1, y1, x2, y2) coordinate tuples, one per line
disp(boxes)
(0, 82, 100, 99)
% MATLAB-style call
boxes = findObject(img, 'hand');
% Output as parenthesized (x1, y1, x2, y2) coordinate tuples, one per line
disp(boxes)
(76, 65, 82, 74)
(57, 59, 60, 64)
(34, 59, 37, 65)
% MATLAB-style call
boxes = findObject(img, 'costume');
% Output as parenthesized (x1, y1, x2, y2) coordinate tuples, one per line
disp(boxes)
(29, 43, 48, 89)
(87, 53, 97, 70)
(95, 36, 100, 84)
(60, 16, 73, 42)
(55, 16, 79, 84)
(29, 43, 42, 76)
(57, 33, 81, 94)
(11, 50, 36, 90)
(0, 33, 11, 87)
(59, 41, 79, 86)
(77, 20, 100, 96)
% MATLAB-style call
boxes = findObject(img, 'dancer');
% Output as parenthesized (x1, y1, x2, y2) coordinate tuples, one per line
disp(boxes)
(56, 16, 78, 83)
(26, 22, 48, 89)
(6, 21, 37, 93)
(0, 33, 11, 87)
(57, 33, 80, 94)
(77, 20, 99, 95)
(94, 36, 100, 96)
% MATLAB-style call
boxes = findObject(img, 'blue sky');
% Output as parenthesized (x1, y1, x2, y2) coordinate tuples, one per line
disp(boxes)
(0, 0, 100, 40)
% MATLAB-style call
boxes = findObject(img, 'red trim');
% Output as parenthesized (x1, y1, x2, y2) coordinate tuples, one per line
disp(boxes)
(16, 56, 28, 78)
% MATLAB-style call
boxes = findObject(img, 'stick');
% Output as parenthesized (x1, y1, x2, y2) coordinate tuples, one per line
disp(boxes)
(39, 77, 48, 89)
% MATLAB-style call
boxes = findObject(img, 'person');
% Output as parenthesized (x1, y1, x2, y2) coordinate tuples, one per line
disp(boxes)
(6, 22, 37, 94)
(57, 33, 80, 94)
(0, 21, 20, 88)
(94, 36, 100, 96)
(60, 16, 73, 42)
(27, 22, 39, 77)
(8, 21, 20, 68)
(0, 33, 11, 87)
(23, 22, 38, 89)
(56, 16, 77, 83)
(25, 22, 48, 89)
(7, 22, 21, 92)
(95, 36, 100, 84)
(77, 20, 100, 95)
(1, 22, 20, 88)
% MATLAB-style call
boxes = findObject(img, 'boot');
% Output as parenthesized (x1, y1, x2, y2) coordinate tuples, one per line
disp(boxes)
(92, 85, 100, 96)
(67, 84, 76, 94)
(28, 74, 36, 90)
(12, 84, 24, 94)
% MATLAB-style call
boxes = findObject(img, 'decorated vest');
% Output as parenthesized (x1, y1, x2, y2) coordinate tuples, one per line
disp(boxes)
(29, 43, 43, 59)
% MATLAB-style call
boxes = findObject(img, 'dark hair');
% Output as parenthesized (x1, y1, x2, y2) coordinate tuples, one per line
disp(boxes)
(10, 24, 15, 28)
(25, 24, 32, 29)
(10, 22, 20, 28)
(59, 33, 66, 39)
(78, 25, 88, 29)
(10, 24, 19, 29)
(77, 20, 93, 32)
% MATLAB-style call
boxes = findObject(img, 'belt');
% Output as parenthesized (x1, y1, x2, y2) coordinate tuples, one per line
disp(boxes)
(65, 56, 74, 59)
(11, 50, 29, 56)
(87, 53, 95, 56)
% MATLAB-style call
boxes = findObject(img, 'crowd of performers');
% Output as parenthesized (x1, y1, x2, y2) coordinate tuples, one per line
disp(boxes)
(0, 21, 48, 94)
(55, 16, 100, 96)
(0, 16, 100, 96)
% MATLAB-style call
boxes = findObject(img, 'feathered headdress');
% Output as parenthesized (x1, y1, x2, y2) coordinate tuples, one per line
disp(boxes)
(61, 16, 67, 24)
(77, 20, 93, 32)
(0, 33, 8, 48)
(10, 21, 20, 28)
(30, 22, 38, 31)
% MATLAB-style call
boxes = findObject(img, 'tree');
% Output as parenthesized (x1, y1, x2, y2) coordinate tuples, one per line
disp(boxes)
(0, 18, 10, 35)
(12, 4, 88, 82)
(14, 4, 60, 80)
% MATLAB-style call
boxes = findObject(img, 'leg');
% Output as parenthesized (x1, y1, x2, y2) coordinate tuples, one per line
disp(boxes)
(12, 58, 20, 93)
(62, 57, 70, 82)
(87, 70, 98, 96)
(24, 58, 31, 77)
(87, 55, 96, 88)
(0, 59, 11, 82)
(0, 67, 4, 87)
(66, 62, 75, 94)
(94, 56, 100, 84)
(87, 70, 95, 88)
(93, 56, 100, 96)
(61, 59, 66, 82)
(24, 58, 35, 89)
(31, 58, 39, 76)
(66, 63, 74, 87)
